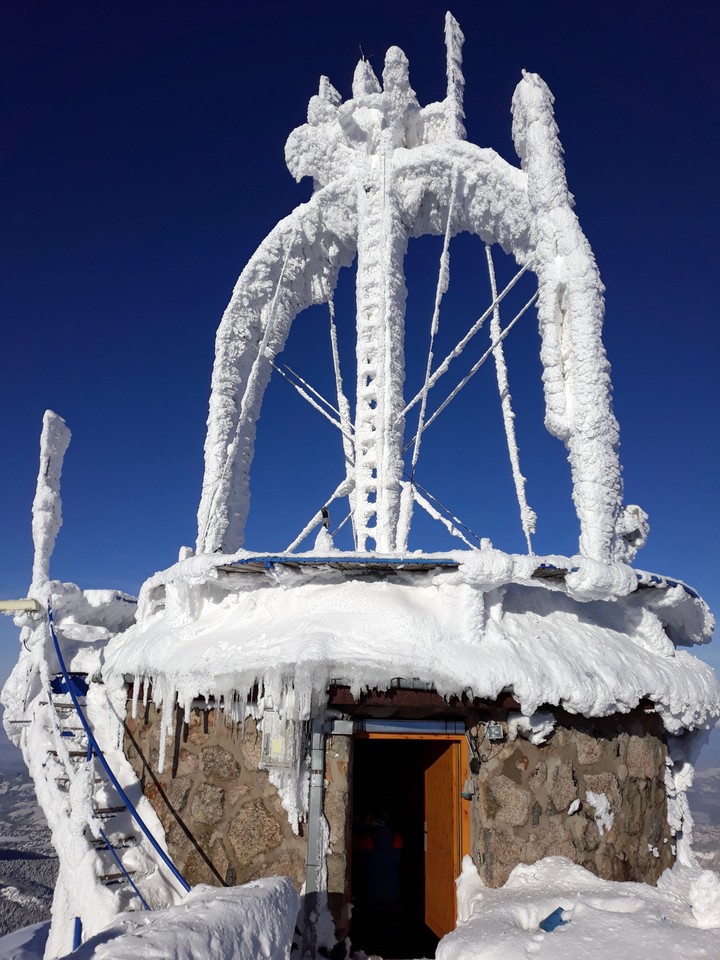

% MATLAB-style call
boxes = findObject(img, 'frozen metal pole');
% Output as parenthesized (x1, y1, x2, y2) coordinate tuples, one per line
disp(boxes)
(301, 711, 327, 959)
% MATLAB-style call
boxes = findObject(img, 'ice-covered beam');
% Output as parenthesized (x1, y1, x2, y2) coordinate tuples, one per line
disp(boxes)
(511, 71, 622, 562)
(31, 410, 71, 591)
(353, 157, 408, 551)
(196, 184, 357, 554)
(444, 12, 466, 140)
(199, 17, 628, 563)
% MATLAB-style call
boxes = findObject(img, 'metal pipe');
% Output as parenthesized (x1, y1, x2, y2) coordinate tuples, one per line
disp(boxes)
(301, 713, 327, 959)
(47, 604, 191, 894)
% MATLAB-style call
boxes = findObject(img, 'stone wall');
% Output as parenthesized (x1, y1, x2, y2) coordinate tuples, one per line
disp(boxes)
(124, 692, 675, 923)
(124, 703, 306, 891)
(470, 711, 674, 887)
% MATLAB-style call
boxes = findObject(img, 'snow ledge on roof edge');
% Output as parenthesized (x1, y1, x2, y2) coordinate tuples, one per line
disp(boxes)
(94, 546, 719, 738)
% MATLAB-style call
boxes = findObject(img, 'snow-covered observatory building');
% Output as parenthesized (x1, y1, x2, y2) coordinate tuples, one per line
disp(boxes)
(4, 12, 719, 960)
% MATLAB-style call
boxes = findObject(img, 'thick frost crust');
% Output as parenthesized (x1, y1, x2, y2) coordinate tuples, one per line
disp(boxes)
(103, 549, 720, 742)
(31, 410, 71, 591)
(197, 17, 626, 563)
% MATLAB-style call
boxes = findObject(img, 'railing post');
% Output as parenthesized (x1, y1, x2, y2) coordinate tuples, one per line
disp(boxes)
(72, 916, 82, 950)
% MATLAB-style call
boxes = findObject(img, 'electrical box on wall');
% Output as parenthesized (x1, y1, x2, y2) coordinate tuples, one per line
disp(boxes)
(486, 722, 504, 741)
(260, 709, 297, 767)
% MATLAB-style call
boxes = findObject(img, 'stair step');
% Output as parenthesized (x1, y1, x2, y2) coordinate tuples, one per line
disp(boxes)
(56, 777, 104, 786)
(47, 749, 89, 758)
(39, 700, 85, 709)
(93, 805, 127, 817)
(99, 870, 136, 885)
(91, 836, 135, 850)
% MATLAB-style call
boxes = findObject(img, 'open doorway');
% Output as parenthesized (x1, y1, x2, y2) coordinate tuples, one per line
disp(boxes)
(350, 734, 469, 959)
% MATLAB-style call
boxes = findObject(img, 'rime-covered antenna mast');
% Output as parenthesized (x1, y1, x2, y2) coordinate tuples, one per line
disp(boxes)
(197, 12, 631, 565)
(31, 410, 71, 593)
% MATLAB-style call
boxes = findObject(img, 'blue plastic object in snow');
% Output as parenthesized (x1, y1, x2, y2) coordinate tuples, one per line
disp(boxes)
(539, 907, 568, 932)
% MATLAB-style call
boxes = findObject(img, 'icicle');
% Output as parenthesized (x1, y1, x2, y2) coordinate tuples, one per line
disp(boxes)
(131, 674, 140, 720)
(444, 13, 466, 140)
(30, 411, 71, 592)
(485, 245, 537, 552)
(157, 680, 175, 773)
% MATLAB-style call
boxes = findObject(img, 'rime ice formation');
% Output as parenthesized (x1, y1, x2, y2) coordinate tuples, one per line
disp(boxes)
(2, 414, 182, 956)
(108, 8, 720, 882)
(3, 15, 720, 960)
(104, 550, 720, 749)
(196, 13, 625, 563)
(30, 411, 70, 593)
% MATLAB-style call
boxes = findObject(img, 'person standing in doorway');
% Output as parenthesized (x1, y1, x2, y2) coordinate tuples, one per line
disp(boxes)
(353, 807, 404, 956)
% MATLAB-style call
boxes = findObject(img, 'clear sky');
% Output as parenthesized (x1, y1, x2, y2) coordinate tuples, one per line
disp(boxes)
(0, 1, 718, 697)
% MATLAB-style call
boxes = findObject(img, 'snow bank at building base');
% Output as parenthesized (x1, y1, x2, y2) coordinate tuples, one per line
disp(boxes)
(438, 856, 720, 960)
(58, 878, 298, 960)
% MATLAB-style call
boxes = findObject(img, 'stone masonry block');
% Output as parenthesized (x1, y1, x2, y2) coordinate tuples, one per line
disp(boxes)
(202, 745, 241, 781)
(228, 799, 283, 869)
(575, 730, 605, 766)
(487, 774, 531, 827)
(191, 783, 225, 824)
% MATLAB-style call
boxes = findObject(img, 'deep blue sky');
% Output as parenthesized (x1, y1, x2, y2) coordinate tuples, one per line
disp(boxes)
(0, 0, 718, 694)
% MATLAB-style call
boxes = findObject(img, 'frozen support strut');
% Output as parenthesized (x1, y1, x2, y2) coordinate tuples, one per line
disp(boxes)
(512, 72, 623, 562)
(301, 713, 327, 959)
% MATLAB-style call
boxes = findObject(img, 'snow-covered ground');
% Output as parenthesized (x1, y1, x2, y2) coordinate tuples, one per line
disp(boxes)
(438, 856, 720, 960)
(689, 766, 720, 876)
(0, 734, 57, 941)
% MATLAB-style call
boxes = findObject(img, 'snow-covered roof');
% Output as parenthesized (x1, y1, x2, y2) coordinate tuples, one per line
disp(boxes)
(103, 547, 720, 738)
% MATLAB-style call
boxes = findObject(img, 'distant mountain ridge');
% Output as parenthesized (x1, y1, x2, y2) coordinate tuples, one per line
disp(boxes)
(688, 767, 720, 875)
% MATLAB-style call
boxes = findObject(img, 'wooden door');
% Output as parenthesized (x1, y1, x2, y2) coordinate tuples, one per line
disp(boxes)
(424, 742, 461, 938)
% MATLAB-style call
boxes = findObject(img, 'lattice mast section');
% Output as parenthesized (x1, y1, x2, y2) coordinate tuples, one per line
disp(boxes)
(196, 12, 631, 564)
(351, 60, 409, 552)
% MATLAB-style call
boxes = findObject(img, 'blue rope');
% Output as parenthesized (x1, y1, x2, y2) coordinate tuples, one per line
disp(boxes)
(47, 604, 191, 894)
(97, 828, 150, 910)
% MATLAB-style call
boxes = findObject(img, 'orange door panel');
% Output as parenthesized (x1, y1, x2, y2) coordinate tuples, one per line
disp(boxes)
(424, 743, 460, 938)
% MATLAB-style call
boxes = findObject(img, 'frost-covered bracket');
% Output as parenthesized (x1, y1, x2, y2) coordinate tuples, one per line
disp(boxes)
(197, 12, 628, 564)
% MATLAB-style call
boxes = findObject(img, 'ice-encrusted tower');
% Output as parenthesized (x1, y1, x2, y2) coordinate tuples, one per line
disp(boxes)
(5, 13, 712, 960)
(196, 13, 635, 566)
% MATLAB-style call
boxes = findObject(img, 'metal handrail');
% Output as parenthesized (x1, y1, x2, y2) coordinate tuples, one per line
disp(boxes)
(47, 603, 190, 895)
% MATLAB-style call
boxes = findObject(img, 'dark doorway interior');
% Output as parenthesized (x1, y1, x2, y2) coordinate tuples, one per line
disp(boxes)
(351, 738, 447, 959)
